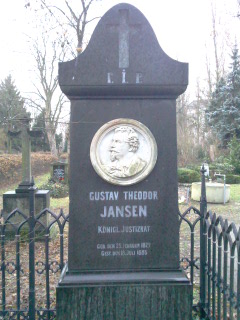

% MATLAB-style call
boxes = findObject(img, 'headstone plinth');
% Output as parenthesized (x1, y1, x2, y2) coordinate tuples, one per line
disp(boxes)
(57, 265, 192, 320)
(3, 189, 50, 235)
(57, 3, 191, 319)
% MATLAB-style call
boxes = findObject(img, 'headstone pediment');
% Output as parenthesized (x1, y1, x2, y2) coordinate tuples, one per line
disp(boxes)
(59, 3, 188, 98)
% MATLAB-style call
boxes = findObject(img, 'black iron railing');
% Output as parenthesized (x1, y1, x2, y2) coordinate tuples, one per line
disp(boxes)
(0, 168, 239, 319)
(0, 185, 69, 319)
(201, 209, 240, 319)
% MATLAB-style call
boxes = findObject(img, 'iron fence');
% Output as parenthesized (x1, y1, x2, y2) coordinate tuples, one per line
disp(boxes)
(0, 169, 239, 319)
(0, 185, 69, 319)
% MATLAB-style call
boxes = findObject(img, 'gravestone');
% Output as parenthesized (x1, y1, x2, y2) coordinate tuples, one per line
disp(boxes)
(51, 160, 68, 183)
(3, 116, 50, 233)
(57, 3, 192, 319)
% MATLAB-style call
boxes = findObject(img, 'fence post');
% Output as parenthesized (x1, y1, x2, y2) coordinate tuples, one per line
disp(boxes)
(199, 165, 207, 318)
(28, 178, 36, 320)
(0, 210, 6, 318)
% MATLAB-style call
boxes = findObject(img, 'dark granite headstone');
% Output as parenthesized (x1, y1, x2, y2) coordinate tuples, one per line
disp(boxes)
(57, 3, 191, 319)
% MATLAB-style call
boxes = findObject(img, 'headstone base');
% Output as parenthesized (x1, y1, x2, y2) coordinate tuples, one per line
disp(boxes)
(57, 266, 192, 320)
(15, 181, 34, 193)
(3, 190, 50, 235)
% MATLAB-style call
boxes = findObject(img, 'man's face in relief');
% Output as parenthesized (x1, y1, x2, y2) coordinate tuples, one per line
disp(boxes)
(109, 131, 129, 162)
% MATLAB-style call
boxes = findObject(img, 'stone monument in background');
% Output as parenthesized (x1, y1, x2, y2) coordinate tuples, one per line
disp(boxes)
(57, 3, 191, 319)
(3, 116, 50, 232)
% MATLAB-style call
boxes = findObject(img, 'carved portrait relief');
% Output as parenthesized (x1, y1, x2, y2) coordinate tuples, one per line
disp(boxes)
(90, 119, 157, 186)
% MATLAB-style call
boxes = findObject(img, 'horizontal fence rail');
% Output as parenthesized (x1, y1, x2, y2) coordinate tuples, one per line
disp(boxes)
(0, 170, 239, 319)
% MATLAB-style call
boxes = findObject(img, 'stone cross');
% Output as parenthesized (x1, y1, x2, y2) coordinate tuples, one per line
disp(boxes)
(108, 9, 141, 68)
(8, 116, 43, 192)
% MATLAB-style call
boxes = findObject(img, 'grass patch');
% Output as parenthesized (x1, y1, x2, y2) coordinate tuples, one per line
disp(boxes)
(35, 173, 51, 187)
(37, 174, 69, 211)
(230, 184, 240, 201)
(50, 196, 69, 212)
(0, 173, 50, 196)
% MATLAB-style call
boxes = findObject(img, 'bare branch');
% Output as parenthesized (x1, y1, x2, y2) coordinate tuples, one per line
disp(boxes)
(25, 0, 100, 155)
(65, 0, 78, 23)
(86, 16, 101, 25)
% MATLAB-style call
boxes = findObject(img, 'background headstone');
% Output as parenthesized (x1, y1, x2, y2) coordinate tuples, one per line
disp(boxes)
(51, 160, 68, 183)
(3, 116, 50, 232)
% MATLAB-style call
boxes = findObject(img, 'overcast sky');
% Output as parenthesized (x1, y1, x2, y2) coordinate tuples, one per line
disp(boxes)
(0, 0, 239, 100)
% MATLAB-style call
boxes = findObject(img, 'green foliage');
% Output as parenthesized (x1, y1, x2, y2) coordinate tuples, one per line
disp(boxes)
(206, 44, 240, 144)
(186, 164, 203, 172)
(226, 174, 240, 184)
(192, 313, 200, 320)
(32, 110, 63, 152)
(178, 168, 201, 183)
(0, 128, 7, 150)
(39, 179, 69, 198)
(211, 136, 240, 175)
(230, 184, 240, 201)
(228, 135, 240, 174)
(32, 111, 50, 152)
(214, 155, 235, 174)
(197, 146, 207, 161)
(56, 132, 63, 151)
(63, 137, 68, 152)
(0, 75, 29, 151)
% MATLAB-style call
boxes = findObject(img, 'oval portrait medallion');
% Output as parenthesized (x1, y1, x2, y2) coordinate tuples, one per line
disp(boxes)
(90, 119, 158, 186)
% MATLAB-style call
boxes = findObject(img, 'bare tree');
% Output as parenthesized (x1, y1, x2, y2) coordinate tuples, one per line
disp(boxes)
(176, 93, 196, 166)
(205, 49, 213, 98)
(204, 3, 226, 98)
(25, 0, 102, 155)
(192, 80, 207, 146)
(211, 4, 227, 84)
(26, 0, 101, 56)
(26, 36, 67, 157)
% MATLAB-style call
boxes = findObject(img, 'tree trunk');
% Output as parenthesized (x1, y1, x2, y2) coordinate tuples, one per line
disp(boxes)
(45, 123, 58, 157)
(7, 135, 12, 154)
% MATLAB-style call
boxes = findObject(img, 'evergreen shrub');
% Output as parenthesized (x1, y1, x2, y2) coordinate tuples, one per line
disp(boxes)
(39, 179, 69, 198)
(178, 168, 201, 183)
(228, 136, 240, 174)
(225, 174, 240, 184)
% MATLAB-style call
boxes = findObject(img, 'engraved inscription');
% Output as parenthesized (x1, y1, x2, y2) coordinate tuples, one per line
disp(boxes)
(122, 69, 127, 84)
(106, 71, 143, 84)
(107, 72, 114, 84)
(136, 72, 143, 84)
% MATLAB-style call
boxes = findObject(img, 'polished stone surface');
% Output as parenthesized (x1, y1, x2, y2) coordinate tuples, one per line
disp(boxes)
(58, 3, 188, 273)
(59, 3, 188, 98)
(57, 268, 192, 320)
(68, 99, 180, 271)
